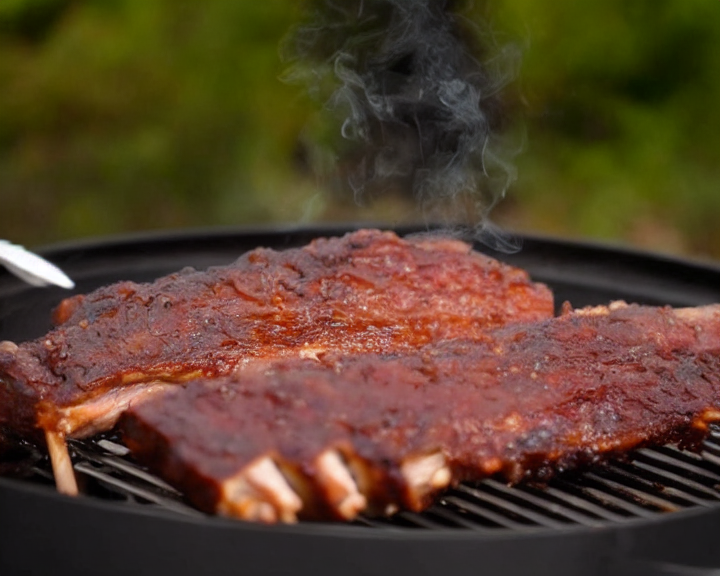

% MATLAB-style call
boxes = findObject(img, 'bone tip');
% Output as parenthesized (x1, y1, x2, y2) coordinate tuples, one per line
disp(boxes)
(0, 340, 19, 355)
(44, 429, 79, 497)
(337, 492, 368, 520)
(573, 305, 610, 317)
(430, 466, 452, 489)
(315, 449, 367, 520)
(571, 301, 629, 317)
(401, 452, 452, 505)
(384, 503, 399, 516)
(218, 456, 303, 524)
(57, 479, 80, 497)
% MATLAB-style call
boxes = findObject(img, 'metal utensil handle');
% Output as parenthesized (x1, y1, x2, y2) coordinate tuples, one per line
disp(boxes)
(0, 240, 74, 289)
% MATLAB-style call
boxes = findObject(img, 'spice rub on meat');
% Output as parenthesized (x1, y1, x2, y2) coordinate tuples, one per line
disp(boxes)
(0, 229, 554, 494)
(121, 302, 720, 523)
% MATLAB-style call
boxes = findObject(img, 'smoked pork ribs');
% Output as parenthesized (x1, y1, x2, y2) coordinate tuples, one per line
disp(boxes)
(0, 229, 553, 494)
(121, 302, 720, 523)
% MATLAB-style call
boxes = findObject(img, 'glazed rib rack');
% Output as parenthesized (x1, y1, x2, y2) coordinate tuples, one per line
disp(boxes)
(0, 229, 553, 499)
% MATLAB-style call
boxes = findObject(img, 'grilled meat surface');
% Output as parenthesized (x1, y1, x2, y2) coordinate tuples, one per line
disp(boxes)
(0, 229, 553, 443)
(122, 302, 720, 523)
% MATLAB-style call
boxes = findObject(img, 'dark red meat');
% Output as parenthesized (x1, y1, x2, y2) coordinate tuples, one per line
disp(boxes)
(0, 229, 553, 442)
(121, 302, 720, 523)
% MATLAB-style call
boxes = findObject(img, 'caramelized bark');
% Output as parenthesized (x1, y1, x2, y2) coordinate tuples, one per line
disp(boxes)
(122, 302, 720, 522)
(0, 229, 553, 441)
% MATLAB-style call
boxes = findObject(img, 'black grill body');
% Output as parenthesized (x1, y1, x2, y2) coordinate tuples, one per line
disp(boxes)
(2, 224, 720, 576)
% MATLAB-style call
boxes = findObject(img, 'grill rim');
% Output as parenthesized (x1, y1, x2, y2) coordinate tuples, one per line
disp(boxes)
(3, 472, 720, 576)
(3, 471, 720, 538)
(3, 223, 720, 575)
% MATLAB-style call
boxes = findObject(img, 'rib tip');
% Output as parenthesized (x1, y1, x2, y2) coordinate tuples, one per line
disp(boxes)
(218, 456, 303, 524)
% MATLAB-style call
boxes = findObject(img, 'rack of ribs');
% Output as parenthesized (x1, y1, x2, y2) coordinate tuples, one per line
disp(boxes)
(121, 302, 720, 523)
(0, 229, 554, 495)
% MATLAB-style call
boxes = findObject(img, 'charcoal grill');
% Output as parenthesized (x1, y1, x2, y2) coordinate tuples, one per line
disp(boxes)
(2, 224, 720, 576)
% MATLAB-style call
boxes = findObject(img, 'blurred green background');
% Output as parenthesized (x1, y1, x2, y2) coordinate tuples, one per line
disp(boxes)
(1, 0, 719, 258)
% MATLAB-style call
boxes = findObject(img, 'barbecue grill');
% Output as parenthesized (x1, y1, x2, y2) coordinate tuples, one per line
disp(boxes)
(2, 224, 720, 576)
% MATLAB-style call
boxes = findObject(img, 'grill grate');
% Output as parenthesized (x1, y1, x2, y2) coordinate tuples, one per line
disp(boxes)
(10, 429, 720, 531)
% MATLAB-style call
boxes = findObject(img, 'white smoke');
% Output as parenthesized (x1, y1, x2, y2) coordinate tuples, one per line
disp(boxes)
(284, 0, 523, 248)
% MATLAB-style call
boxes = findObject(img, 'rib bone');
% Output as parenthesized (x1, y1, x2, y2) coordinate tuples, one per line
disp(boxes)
(218, 456, 303, 523)
(0, 341, 19, 355)
(314, 449, 367, 519)
(45, 430, 78, 496)
(401, 452, 452, 509)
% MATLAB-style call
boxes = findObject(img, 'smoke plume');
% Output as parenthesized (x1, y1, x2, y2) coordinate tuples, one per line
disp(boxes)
(284, 0, 522, 246)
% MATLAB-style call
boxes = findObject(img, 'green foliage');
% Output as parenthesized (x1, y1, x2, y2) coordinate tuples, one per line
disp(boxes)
(1, 0, 719, 258)
(0, 0, 316, 244)
(493, 0, 720, 256)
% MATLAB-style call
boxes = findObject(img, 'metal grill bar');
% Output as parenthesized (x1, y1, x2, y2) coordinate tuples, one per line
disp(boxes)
(635, 447, 720, 483)
(454, 484, 569, 528)
(441, 495, 532, 529)
(583, 471, 681, 512)
(74, 462, 204, 518)
(530, 483, 627, 523)
(480, 480, 606, 527)
(621, 460, 720, 501)
(394, 511, 449, 529)
(71, 440, 181, 495)
(699, 450, 720, 469)
(422, 504, 500, 531)
(553, 478, 660, 518)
